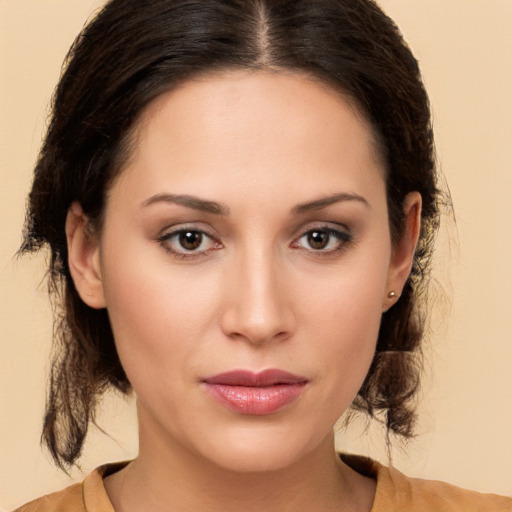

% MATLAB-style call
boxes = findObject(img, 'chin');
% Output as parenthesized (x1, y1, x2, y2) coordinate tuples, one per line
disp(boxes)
(194, 423, 330, 474)
(208, 445, 302, 474)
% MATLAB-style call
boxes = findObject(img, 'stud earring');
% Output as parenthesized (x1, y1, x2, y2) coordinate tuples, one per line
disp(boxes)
(387, 291, 398, 299)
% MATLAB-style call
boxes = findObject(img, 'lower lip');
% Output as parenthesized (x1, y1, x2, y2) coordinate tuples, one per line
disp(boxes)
(203, 383, 306, 415)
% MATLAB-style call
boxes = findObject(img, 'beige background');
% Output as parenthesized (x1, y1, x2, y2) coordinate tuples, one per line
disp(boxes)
(1, 0, 511, 509)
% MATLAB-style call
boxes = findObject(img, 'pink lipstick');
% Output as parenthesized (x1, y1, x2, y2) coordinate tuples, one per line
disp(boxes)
(202, 369, 308, 415)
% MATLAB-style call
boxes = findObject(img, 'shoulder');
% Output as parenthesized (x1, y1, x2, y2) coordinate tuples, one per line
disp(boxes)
(340, 453, 512, 512)
(375, 461, 512, 512)
(11, 463, 125, 512)
(11, 483, 85, 512)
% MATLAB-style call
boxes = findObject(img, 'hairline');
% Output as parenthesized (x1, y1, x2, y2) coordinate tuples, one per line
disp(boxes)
(97, 66, 389, 230)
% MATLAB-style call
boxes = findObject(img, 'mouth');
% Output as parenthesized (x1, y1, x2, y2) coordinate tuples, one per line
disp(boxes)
(202, 369, 308, 415)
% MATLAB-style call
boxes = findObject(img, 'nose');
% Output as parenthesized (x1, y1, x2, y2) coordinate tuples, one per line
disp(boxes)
(220, 248, 295, 345)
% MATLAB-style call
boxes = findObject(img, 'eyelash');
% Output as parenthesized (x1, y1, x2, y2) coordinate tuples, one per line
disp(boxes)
(156, 226, 221, 260)
(292, 226, 353, 255)
(156, 225, 352, 260)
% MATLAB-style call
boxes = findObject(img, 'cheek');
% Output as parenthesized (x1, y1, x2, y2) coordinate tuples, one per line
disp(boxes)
(302, 246, 388, 336)
(99, 242, 220, 390)
(298, 252, 389, 402)
(309, 288, 381, 379)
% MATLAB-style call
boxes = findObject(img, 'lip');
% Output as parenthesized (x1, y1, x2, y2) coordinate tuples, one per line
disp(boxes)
(202, 369, 308, 415)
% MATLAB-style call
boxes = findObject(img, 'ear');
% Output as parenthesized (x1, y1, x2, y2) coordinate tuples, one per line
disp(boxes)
(383, 192, 422, 312)
(66, 202, 106, 309)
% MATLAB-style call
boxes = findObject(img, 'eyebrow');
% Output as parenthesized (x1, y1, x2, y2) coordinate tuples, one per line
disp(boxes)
(141, 191, 369, 216)
(141, 194, 230, 215)
(291, 192, 370, 215)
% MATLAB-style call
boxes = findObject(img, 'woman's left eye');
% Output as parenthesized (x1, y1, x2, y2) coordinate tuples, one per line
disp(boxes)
(158, 229, 220, 257)
(293, 227, 352, 253)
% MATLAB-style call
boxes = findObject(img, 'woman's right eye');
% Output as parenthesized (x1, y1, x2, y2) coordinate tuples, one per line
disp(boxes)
(158, 229, 221, 258)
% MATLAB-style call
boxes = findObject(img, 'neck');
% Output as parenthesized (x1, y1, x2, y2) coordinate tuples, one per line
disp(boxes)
(104, 412, 375, 512)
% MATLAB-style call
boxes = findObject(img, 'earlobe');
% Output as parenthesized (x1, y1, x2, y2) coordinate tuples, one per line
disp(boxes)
(66, 202, 106, 309)
(383, 192, 422, 311)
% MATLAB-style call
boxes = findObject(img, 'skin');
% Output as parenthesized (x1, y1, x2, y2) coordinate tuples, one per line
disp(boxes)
(66, 70, 421, 512)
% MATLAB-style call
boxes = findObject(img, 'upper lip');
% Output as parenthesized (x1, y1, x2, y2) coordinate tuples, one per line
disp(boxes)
(203, 369, 308, 387)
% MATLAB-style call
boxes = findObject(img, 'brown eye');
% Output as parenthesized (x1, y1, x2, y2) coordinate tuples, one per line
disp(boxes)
(178, 231, 203, 251)
(307, 230, 329, 250)
(158, 228, 221, 258)
(293, 227, 352, 253)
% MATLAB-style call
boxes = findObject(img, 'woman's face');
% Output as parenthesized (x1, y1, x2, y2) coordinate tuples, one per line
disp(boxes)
(75, 71, 414, 472)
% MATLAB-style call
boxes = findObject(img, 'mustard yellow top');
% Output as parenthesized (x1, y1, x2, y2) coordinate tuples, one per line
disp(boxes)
(13, 455, 512, 512)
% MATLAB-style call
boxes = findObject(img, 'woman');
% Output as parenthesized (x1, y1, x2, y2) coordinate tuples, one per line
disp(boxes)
(11, 0, 511, 510)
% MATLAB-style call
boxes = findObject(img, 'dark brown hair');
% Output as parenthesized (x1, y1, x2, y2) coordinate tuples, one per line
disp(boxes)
(20, 0, 440, 469)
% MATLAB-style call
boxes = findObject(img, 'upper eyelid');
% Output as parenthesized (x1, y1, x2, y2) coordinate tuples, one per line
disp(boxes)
(154, 219, 352, 242)
(293, 221, 351, 238)
(294, 226, 352, 241)
(158, 223, 217, 238)
(156, 222, 351, 239)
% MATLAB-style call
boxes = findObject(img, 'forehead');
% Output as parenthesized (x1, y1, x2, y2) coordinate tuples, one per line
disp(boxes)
(112, 70, 385, 208)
